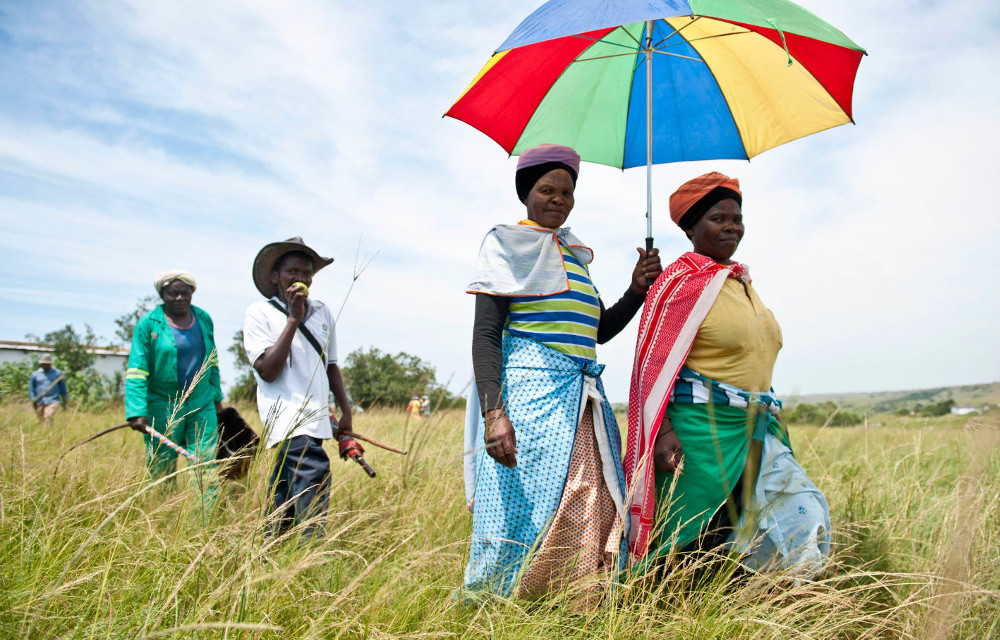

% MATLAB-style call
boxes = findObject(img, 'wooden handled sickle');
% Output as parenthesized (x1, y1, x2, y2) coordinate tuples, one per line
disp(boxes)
(55, 422, 200, 477)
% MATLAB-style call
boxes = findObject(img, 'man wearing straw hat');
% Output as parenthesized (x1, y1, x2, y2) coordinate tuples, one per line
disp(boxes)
(29, 353, 67, 427)
(243, 237, 353, 540)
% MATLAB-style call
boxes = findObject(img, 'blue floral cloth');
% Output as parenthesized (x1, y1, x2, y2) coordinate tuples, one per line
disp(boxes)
(463, 335, 627, 596)
(730, 432, 831, 578)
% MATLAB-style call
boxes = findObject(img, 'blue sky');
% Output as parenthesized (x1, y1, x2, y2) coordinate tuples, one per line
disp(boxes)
(1, 0, 998, 403)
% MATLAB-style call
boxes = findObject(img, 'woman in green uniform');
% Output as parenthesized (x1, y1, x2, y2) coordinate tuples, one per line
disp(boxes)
(125, 270, 223, 512)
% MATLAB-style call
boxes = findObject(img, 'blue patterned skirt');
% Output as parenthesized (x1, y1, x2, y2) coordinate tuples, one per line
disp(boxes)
(463, 336, 628, 596)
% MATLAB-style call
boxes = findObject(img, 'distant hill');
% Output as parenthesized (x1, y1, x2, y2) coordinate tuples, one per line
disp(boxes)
(785, 382, 1000, 414)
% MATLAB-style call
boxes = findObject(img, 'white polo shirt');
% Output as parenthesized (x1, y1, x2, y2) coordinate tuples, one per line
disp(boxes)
(243, 297, 338, 448)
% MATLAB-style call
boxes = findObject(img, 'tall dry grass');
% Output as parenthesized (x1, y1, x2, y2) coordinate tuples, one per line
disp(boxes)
(1, 401, 997, 638)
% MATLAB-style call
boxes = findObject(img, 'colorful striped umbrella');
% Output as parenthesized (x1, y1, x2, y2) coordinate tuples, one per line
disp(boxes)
(446, 0, 866, 245)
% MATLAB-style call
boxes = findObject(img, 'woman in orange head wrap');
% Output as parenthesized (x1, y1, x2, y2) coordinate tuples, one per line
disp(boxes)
(623, 173, 830, 578)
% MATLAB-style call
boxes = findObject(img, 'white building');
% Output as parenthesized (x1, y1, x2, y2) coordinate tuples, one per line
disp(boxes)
(0, 340, 129, 379)
(950, 404, 980, 416)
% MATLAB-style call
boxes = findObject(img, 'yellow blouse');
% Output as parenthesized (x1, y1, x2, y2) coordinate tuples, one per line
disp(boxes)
(683, 277, 782, 392)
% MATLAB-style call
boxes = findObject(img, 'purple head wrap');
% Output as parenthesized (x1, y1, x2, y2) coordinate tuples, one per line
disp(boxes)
(515, 144, 581, 202)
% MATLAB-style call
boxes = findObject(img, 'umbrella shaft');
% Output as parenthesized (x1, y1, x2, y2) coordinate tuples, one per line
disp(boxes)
(645, 20, 655, 272)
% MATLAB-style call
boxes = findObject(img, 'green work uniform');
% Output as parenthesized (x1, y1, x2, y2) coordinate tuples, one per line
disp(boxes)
(125, 305, 223, 512)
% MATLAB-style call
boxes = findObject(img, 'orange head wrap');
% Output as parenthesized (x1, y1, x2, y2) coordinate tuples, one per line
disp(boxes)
(669, 172, 742, 229)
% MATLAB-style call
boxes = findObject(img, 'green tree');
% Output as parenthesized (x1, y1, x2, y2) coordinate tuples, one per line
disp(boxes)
(27, 324, 98, 372)
(227, 329, 257, 402)
(785, 400, 861, 426)
(114, 295, 158, 345)
(828, 410, 864, 426)
(786, 402, 824, 424)
(918, 398, 954, 417)
(342, 347, 437, 408)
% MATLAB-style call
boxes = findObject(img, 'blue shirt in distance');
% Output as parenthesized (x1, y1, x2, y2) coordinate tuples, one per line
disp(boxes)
(29, 367, 68, 405)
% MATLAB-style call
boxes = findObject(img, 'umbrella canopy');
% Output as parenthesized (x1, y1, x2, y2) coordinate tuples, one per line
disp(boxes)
(446, 0, 866, 169)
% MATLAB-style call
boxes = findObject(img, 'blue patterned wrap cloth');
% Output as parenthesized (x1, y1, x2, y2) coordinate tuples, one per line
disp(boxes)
(463, 335, 628, 596)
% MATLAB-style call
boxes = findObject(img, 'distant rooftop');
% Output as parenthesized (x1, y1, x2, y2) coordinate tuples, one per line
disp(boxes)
(0, 340, 129, 356)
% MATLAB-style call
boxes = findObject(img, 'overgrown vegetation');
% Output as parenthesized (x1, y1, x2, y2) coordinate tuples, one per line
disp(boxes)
(341, 346, 454, 409)
(783, 400, 864, 426)
(1, 402, 997, 638)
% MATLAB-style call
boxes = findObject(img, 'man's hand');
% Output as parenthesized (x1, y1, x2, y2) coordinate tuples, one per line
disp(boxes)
(629, 247, 663, 295)
(337, 408, 353, 434)
(128, 416, 150, 433)
(215, 401, 224, 417)
(284, 283, 308, 322)
(485, 409, 517, 468)
(653, 421, 683, 475)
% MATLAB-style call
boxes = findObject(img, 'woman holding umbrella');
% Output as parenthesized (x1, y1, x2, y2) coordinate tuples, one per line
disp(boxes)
(624, 173, 830, 577)
(125, 270, 223, 514)
(463, 144, 662, 598)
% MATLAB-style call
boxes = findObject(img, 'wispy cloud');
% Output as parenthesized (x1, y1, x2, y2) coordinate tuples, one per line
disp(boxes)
(1, 0, 997, 400)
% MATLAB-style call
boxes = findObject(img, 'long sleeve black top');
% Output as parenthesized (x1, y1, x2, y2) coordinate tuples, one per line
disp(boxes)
(472, 288, 645, 412)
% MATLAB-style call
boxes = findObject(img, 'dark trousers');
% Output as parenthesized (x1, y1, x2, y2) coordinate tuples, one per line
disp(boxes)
(268, 435, 331, 539)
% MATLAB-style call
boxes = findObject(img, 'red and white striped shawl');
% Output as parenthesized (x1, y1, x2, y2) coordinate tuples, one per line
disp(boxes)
(624, 252, 749, 557)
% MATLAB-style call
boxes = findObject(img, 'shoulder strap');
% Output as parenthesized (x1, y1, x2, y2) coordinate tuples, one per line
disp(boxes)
(267, 300, 325, 359)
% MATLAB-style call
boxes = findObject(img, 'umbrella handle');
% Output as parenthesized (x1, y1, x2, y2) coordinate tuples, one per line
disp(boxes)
(645, 236, 655, 286)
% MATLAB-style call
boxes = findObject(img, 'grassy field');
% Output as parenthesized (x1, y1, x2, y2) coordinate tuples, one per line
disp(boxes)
(2, 401, 998, 639)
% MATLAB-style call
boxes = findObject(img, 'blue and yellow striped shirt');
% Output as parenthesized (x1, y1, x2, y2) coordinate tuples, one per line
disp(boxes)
(505, 243, 601, 365)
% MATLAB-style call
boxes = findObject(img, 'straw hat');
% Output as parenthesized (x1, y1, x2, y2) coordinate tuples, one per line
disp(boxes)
(39, 353, 53, 364)
(252, 237, 333, 298)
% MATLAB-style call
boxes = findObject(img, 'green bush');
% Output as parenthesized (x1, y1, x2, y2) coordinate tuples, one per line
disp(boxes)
(785, 401, 863, 426)
(918, 398, 954, 417)
(342, 347, 438, 409)
(0, 360, 34, 402)
(828, 409, 864, 426)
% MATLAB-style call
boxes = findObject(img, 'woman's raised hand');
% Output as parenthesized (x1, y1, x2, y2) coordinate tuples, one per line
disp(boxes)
(630, 247, 663, 295)
(485, 409, 518, 468)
